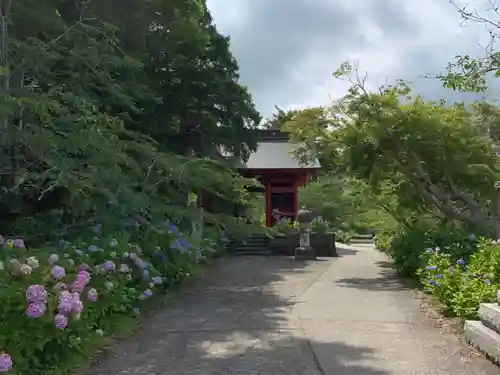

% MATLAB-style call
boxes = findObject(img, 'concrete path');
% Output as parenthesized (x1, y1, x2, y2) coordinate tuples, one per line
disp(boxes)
(80, 243, 500, 375)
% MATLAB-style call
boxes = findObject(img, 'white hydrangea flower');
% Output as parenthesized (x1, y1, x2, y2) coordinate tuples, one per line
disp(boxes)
(20, 264, 32, 275)
(48, 253, 59, 265)
(26, 256, 40, 269)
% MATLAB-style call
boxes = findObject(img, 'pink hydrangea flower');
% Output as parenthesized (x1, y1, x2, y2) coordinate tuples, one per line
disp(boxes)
(76, 270, 90, 285)
(71, 292, 83, 314)
(70, 280, 85, 293)
(77, 263, 90, 272)
(87, 288, 98, 302)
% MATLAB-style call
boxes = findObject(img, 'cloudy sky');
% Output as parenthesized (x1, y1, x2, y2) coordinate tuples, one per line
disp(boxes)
(206, 0, 500, 120)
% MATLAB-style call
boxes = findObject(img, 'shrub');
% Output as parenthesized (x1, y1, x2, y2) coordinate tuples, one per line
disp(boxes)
(419, 238, 499, 319)
(0, 220, 222, 375)
(310, 217, 332, 234)
(376, 219, 477, 278)
(336, 230, 354, 244)
(273, 217, 296, 236)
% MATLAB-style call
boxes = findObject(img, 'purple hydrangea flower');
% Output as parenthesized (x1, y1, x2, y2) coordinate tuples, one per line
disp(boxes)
(151, 276, 163, 285)
(12, 238, 25, 248)
(456, 258, 466, 266)
(103, 260, 116, 271)
(26, 302, 46, 318)
(426, 265, 437, 271)
(51, 265, 66, 280)
(143, 289, 153, 298)
(26, 284, 47, 303)
(54, 314, 68, 329)
(58, 291, 73, 314)
(0, 353, 12, 372)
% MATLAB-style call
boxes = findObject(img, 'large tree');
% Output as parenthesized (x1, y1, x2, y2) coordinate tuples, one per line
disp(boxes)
(0, 0, 261, 236)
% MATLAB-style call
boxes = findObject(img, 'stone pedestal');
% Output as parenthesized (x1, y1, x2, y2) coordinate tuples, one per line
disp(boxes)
(294, 209, 316, 260)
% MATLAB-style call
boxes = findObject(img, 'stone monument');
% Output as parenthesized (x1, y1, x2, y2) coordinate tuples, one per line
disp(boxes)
(294, 208, 316, 260)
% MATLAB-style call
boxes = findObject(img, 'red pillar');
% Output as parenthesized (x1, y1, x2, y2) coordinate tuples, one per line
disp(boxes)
(293, 184, 299, 220)
(265, 182, 272, 227)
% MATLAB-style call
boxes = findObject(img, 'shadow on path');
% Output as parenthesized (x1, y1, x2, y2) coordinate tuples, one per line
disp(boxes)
(76, 256, 390, 375)
(336, 269, 410, 292)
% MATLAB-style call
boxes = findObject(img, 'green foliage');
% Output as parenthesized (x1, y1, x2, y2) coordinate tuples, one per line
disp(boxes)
(376, 218, 477, 277)
(335, 229, 354, 244)
(0, 222, 226, 375)
(419, 238, 500, 319)
(0, 0, 262, 373)
(273, 217, 296, 236)
(310, 217, 332, 234)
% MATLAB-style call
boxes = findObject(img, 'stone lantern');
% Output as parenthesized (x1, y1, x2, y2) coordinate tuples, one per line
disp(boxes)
(294, 209, 316, 260)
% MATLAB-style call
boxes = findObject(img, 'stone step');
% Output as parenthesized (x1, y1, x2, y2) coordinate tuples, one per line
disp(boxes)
(233, 250, 274, 256)
(349, 239, 373, 244)
(479, 303, 500, 333)
(464, 320, 500, 364)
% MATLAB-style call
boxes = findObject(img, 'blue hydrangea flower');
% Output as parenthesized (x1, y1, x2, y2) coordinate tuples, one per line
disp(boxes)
(456, 258, 466, 266)
(87, 245, 99, 252)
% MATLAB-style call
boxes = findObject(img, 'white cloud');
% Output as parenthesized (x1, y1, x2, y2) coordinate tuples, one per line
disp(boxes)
(207, 0, 498, 118)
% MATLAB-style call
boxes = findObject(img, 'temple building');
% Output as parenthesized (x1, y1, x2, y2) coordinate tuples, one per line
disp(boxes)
(237, 129, 320, 226)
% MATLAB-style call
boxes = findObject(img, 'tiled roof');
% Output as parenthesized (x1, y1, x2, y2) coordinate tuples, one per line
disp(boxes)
(243, 140, 320, 169)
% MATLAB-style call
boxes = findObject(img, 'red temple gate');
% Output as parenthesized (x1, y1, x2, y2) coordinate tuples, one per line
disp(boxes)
(238, 130, 320, 226)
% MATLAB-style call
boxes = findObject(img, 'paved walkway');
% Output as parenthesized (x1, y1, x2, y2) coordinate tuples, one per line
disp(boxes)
(80, 243, 500, 375)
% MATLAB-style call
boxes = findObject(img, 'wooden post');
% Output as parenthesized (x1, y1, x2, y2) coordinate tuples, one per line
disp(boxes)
(293, 184, 299, 221)
(265, 182, 272, 227)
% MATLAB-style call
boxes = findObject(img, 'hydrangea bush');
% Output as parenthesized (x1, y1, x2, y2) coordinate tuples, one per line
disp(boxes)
(0, 220, 223, 375)
(419, 237, 499, 319)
